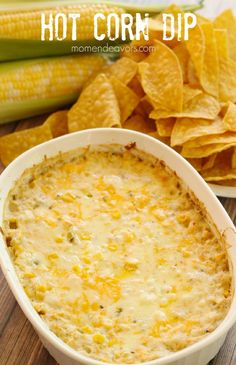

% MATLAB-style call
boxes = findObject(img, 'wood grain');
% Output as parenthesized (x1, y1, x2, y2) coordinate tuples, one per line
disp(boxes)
(0, 125, 235, 365)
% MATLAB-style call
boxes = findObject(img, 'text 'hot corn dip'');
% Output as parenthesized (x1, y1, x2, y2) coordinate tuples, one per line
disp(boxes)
(3, 144, 231, 363)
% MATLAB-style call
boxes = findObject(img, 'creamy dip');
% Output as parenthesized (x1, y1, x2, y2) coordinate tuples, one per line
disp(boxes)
(3, 144, 231, 363)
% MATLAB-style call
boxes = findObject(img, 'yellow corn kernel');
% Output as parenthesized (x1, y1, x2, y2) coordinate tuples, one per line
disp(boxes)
(157, 257, 167, 265)
(160, 300, 171, 308)
(60, 192, 75, 203)
(93, 333, 105, 344)
(93, 252, 103, 260)
(183, 285, 192, 292)
(80, 268, 89, 280)
(81, 326, 92, 334)
(91, 302, 100, 311)
(148, 205, 156, 213)
(36, 284, 47, 293)
(124, 232, 135, 243)
(35, 292, 45, 301)
(108, 242, 118, 251)
(92, 318, 103, 327)
(45, 218, 57, 227)
(136, 196, 149, 209)
(111, 210, 121, 219)
(107, 185, 116, 195)
(69, 211, 81, 220)
(81, 256, 91, 265)
(154, 211, 166, 222)
(151, 321, 166, 337)
(41, 185, 51, 194)
(81, 295, 90, 312)
(72, 265, 81, 275)
(177, 214, 190, 226)
(79, 232, 91, 240)
(214, 253, 225, 263)
(102, 320, 113, 330)
(48, 253, 59, 260)
(55, 236, 64, 243)
(134, 215, 142, 223)
(224, 289, 230, 297)
(62, 163, 84, 174)
(182, 250, 191, 258)
(108, 339, 116, 347)
(12, 244, 23, 256)
(24, 272, 36, 279)
(124, 260, 139, 272)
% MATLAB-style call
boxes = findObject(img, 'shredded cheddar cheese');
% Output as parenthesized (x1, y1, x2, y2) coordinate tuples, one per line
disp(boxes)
(3, 145, 232, 364)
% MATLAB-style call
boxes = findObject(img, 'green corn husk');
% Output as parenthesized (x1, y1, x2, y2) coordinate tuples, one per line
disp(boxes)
(0, 38, 128, 62)
(0, 0, 204, 14)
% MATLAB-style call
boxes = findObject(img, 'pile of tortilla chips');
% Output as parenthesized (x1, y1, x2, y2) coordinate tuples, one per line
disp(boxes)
(1, 4, 236, 187)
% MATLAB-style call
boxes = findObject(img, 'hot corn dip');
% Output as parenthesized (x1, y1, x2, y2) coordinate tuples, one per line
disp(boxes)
(3, 144, 231, 364)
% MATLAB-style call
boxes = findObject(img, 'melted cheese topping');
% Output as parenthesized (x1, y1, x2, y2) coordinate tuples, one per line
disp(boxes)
(3, 145, 231, 364)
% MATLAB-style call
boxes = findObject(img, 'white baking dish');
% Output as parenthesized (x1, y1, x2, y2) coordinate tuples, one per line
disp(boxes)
(0, 128, 236, 365)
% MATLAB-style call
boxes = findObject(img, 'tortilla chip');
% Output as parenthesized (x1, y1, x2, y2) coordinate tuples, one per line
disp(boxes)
(106, 57, 138, 85)
(183, 85, 202, 103)
(15, 114, 47, 131)
(171, 117, 225, 147)
(156, 118, 175, 137)
(173, 43, 189, 83)
(148, 5, 184, 48)
(150, 93, 220, 121)
(202, 154, 217, 171)
(139, 40, 183, 112)
(184, 132, 236, 148)
(196, 14, 211, 25)
(148, 131, 170, 145)
(214, 29, 229, 59)
(68, 73, 120, 132)
(186, 22, 219, 96)
(187, 60, 200, 86)
(187, 158, 202, 171)
(0, 124, 53, 166)
(202, 148, 236, 181)
(128, 76, 145, 98)
(120, 40, 150, 63)
(44, 110, 68, 138)
(148, 15, 179, 48)
(232, 148, 236, 169)
(214, 9, 236, 61)
(222, 102, 236, 132)
(200, 22, 219, 98)
(181, 143, 236, 158)
(134, 96, 153, 118)
(214, 179, 236, 187)
(110, 76, 140, 123)
(123, 114, 155, 134)
(185, 24, 204, 80)
(215, 30, 236, 103)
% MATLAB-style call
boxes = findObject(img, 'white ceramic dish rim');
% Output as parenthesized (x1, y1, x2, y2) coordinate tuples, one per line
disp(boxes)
(0, 128, 236, 365)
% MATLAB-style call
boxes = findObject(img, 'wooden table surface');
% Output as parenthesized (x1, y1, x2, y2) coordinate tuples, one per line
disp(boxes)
(0, 120, 235, 365)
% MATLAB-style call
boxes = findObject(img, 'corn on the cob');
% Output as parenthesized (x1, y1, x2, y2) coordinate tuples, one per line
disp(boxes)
(0, 3, 126, 61)
(0, 4, 124, 40)
(0, 1, 203, 61)
(0, 54, 106, 124)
